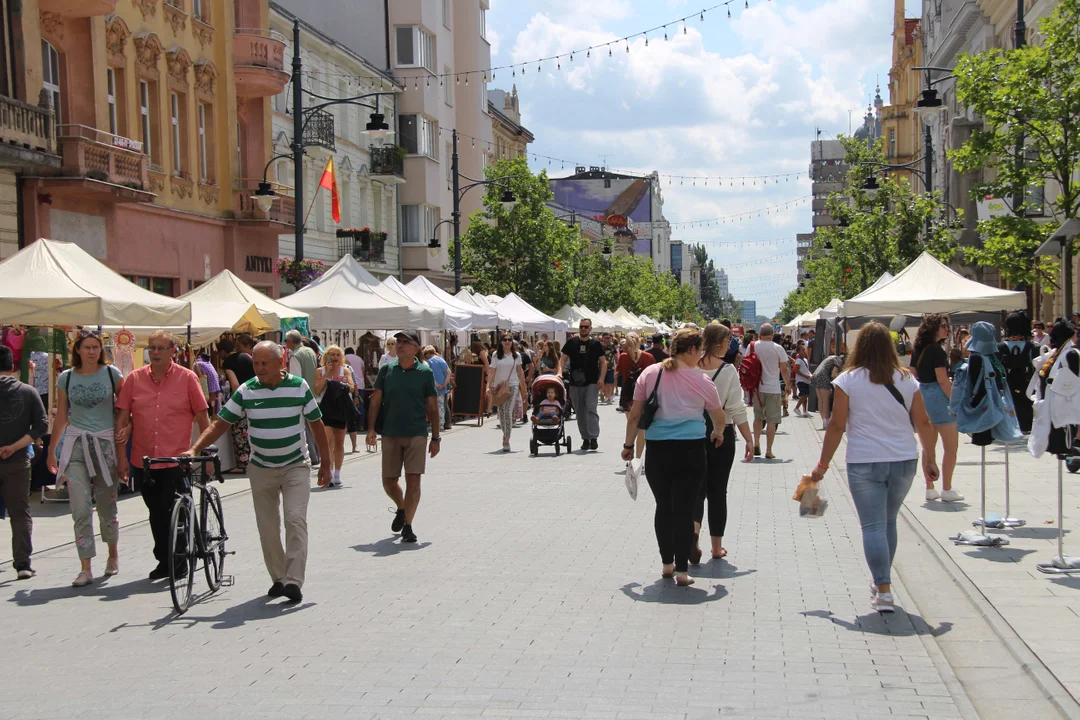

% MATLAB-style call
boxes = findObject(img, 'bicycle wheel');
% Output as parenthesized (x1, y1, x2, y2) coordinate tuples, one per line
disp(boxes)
(201, 485, 227, 592)
(168, 496, 196, 614)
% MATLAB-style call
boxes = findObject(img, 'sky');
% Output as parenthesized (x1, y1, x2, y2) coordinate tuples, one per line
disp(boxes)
(486, 0, 920, 316)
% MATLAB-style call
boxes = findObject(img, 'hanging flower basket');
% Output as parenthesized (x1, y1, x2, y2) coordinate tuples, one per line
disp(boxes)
(276, 257, 326, 288)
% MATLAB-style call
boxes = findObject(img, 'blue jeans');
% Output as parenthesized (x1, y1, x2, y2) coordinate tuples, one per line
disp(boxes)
(846, 459, 917, 586)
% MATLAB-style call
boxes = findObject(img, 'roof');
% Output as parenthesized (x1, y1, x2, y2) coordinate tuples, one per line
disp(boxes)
(904, 19, 919, 46)
(488, 101, 535, 142)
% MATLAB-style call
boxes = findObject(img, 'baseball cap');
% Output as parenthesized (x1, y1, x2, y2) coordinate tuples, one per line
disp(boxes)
(394, 330, 421, 345)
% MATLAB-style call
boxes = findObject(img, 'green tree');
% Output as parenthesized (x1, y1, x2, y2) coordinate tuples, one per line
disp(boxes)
(691, 244, 723, 319)
(792, 136, 956, 316)
(951, 0, 1080, 290)
(575, 252, 701, 324)
(451, 157, 585, 314)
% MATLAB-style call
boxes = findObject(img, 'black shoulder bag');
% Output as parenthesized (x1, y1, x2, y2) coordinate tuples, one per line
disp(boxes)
(703, 363, 725, 435)
(637, 368, 664, 430)
(885, 382, 916, 431)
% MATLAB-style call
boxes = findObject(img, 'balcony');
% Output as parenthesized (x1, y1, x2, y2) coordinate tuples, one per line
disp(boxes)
(368, 145, 405, 183)
(0, 95, 59, 170)
(303, 108, 335, 151)
(49, 125, 152, 202)
(233, 29, 289, 98)
(337, 229, 386, 263)
(234, 179, 295, 225)
(39, 0, 118, 16)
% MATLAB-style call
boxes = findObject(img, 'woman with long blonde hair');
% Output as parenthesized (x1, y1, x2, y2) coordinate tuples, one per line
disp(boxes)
(810, 322, 939, 612)
(615, 332, 655, 459)
(315, 345, 355, 488)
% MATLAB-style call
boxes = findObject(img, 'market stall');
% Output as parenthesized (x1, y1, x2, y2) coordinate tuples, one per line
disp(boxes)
(279, 255, 445, 330)
(455, 289, 518, 330)
(408, 277, 499, 330)
(382, 276, 472, 332)
(493, 293, 569, 334)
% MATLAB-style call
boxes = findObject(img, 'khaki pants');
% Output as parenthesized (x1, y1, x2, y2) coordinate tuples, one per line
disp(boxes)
(248, 463, 311, 588)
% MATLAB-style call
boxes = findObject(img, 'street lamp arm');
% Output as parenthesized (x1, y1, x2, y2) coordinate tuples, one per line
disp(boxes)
(262, 153, 296, 184)
(297, 91, 397, 139)
(458, 175, 517, 199)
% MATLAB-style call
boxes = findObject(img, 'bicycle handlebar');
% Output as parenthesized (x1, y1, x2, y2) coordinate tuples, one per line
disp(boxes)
(142, 452, 224, 483)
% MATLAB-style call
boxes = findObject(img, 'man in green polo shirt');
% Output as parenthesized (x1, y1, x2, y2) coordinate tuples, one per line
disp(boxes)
(367, 330, 440, 544)
(190, 341, 331, 603)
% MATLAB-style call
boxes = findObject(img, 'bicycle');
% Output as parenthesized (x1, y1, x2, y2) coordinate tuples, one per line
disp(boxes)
(143, 450, 232, 614)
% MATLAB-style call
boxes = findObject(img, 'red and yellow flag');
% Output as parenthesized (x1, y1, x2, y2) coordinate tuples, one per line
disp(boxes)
(319, 157, 341, 223)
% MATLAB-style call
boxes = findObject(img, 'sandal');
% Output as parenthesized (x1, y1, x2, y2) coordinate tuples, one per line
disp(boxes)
(676, 574, 696, 587)
(105, 557, 119, 576)
(661, 565, 675, 579)
(71, 570, 93, 587)
(711, 548, 728, 560)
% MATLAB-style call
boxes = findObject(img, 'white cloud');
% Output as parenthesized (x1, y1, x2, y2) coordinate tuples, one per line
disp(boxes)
(488, 26, 501, 57)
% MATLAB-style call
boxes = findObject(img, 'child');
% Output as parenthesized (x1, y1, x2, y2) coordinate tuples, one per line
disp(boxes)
(532, 387, 563, 425)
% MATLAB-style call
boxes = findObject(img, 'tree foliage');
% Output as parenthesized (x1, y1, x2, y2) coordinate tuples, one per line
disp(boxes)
(452, 157, 585, 314)
(690, 244, 725, 320)
(950, 0, 1080, 288)
(575, 252, 702, 324)
(779, 136, 956, 318)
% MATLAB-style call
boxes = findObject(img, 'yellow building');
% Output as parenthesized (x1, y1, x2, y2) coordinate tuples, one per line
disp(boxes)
(20, 0, 288, 296)
(487, 85, 533, 162)
(881, 0, 924, 190)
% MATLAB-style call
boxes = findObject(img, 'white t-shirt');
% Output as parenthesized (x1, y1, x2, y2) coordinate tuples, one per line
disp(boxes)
(754, 340, 788, 394)
(831, 367, 919, 464)
(491, 353, 521, 388)
(795, 357, 812, 382)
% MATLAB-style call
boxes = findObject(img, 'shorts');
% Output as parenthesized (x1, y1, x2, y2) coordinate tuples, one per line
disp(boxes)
(753, 392, 782, 425)
(920, 381, 955, 426)
(381, 436, 428, 477)
(323, 417, 348, 430)
(604, 368, 615, 384)
(797, 381, 810, 399)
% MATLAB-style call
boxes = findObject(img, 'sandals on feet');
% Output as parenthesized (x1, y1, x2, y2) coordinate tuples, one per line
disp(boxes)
(72, 571, 93, 587)
(676, 574, 696, 587)
(661, 566, 675, 579)
(104, 557, 119, 576)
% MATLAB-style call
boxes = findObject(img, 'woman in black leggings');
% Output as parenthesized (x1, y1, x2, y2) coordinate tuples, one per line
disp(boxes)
(692, 323, 755, 563)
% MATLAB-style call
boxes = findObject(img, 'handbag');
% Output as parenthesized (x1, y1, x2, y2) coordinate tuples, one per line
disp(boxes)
(625, 458, 642, 500)
(492, 380, 511, 406)
(637, 368, 664, 430)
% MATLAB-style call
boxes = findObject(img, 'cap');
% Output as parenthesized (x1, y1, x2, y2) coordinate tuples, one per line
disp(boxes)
(394, 330, 421, 345)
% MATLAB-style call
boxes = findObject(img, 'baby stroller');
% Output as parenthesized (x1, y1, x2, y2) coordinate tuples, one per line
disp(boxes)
(530, 374, 572, 456)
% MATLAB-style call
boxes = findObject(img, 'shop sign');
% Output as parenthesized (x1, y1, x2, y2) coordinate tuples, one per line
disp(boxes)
(245, 255, 274, 273)
(976, 195, 1010, 222)
(112, 135, 143, 153)
(605, 213, 632, 230)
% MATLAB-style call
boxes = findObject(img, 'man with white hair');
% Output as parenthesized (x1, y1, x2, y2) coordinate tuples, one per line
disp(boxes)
(189, 340, 331, 603)
(285, 329, 321, 466)
(751, 323, 790, 460)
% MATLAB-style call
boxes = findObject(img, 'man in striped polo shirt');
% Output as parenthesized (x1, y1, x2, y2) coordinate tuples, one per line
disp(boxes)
(189, 341, 331, 603)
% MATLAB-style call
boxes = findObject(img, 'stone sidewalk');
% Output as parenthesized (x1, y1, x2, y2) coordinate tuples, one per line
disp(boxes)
(0, 404, 1037, 719)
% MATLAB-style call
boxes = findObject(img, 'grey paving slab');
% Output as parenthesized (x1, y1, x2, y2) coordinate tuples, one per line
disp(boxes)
(1, 403, 972, 718)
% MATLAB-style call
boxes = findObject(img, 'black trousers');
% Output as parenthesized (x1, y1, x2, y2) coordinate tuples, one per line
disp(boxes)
(135, 465, 184, 567)
(644, 439, 707, 572)
(694, 425, 736, 537)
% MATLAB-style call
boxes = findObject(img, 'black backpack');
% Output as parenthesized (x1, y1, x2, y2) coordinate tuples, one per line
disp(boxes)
(998, 341, 1035, 393)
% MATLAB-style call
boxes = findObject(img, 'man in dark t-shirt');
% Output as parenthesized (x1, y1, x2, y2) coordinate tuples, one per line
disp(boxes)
(559, 319, 607, 451)
(646, 334, 669, 363)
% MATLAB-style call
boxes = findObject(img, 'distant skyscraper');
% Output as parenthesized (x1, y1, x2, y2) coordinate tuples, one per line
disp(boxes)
(715, 268, 729, 297)
(739, 300, 757, 323)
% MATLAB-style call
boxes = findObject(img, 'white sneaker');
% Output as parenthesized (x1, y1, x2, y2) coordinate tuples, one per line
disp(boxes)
(941, 488, 965, 503)
(872, 592, 895, 613)
(330, 470, 342, 488)
(925, 488, 941, 501)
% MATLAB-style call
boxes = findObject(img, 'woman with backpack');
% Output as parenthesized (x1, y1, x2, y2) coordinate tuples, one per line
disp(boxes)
(691, 323, 754, 564)
(809, 322, 939, 612)
(998, 311, 1037, 433)
(912, 314, 964, 503)
(47, 331, 125, 587)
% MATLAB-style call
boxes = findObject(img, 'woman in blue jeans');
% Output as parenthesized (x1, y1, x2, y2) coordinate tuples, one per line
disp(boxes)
(810, 322, 939, 613)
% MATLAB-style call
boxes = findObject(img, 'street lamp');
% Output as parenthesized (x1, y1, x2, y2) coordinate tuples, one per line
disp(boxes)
(426, 129, 519, 292)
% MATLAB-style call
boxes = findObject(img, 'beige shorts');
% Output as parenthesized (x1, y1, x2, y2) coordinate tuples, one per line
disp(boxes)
(753, 392, 782, 425)
(382, 436, 428, 478)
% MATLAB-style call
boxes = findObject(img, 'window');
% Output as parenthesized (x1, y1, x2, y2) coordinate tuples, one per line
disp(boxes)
(395, 26, 435, 72)
(443, 65, 453, 106)
(170, 92, 183, 174)
(399, 114, 435, 157)
(124, 275, 175, 296)
(41, 40, 61, 136)
(480, 7, 487, 40)
(341, 178, 352, 227)
(401, 204, 438, 244)
(481, 79, 489, 114)
(888, 128, 896, 158)
(139, 80, 153, 162)
(106, 68, 118, 135)
(197, 103, 208, 181)
(373, 185, 383, 230)
(192, 0, 204, 21)
(446, 141, 452, 182)
(443, 0, 451, 28)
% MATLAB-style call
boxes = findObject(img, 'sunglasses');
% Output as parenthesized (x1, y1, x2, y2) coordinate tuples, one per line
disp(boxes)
(501, 338, 513, 342)
(76, 329, 103, 338)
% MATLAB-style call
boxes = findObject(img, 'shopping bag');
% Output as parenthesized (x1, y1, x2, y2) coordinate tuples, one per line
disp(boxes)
(793, 474, 828, 518)
(625, 459, 641, 500)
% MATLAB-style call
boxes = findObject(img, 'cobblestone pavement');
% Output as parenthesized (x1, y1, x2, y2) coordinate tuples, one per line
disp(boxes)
(0, 403, 1037, 719)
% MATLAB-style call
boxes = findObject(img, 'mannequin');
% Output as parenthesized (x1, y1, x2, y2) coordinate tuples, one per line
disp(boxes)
(951, 321, 1021, 447)
(998, 311, 1037, 433)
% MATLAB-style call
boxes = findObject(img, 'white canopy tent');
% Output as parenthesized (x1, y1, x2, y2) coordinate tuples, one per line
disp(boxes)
(614, 306, 651, 332)
(842, 252, 1025, 317)
(407, 276, 499, 330)
(456, 288, 518, 330)
(493, 293, 569, 334)
(280, 255, 445, 330)
(554, 304, 590, 328)
(573, 304, 614, 333)
(596, 308, 630, 332)
(382, 276, 472, 332)
(817, 297, 845, 320)
(0, 239, 191, 327)
(783, 312, 808, 331)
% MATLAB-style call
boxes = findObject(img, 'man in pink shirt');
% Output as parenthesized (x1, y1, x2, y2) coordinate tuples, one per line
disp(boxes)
(115, 330, 210, 580)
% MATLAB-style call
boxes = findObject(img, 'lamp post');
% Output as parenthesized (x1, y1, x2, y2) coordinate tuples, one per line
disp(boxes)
(256, 20, 397, 262)
(428, 128, 517, 292)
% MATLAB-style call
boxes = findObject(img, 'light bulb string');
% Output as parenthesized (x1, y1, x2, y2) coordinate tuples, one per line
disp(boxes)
(669, 195, 812, 227)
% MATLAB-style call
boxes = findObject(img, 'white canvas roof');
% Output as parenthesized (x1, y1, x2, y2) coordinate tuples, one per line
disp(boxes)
(554, 304, 589, 327)
(493, 293, 569, 334)
(407, 276, 499, 329)
(382, 276, 472, 332)
(614, 306, 652, 332)
(817, 297, 845, 319)
(455, 289, 518, 330)
(182, 270, 307, 326)
(572, 304, 611, 332)
(279, 255, 445, 330)
(842, 252, 1025, 317)
(0, 239, 191, 327)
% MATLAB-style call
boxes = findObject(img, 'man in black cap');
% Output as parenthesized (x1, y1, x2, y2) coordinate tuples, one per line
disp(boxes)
(367, 330, 440, 543)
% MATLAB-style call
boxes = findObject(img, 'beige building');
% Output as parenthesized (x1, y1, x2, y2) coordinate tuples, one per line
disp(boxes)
(881, 0, 923, 190)
(487, 85, 532, 161)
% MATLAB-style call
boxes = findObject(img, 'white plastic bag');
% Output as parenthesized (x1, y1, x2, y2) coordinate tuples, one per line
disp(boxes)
(625, 459, 641, 500)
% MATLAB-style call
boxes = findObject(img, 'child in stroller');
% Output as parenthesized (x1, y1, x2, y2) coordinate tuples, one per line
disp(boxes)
(530, 374, 573, 455)
(532, 386, 563, 426)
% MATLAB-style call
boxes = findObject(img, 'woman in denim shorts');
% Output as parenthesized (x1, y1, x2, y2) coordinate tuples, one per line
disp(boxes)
(912, 314, 964, 503)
